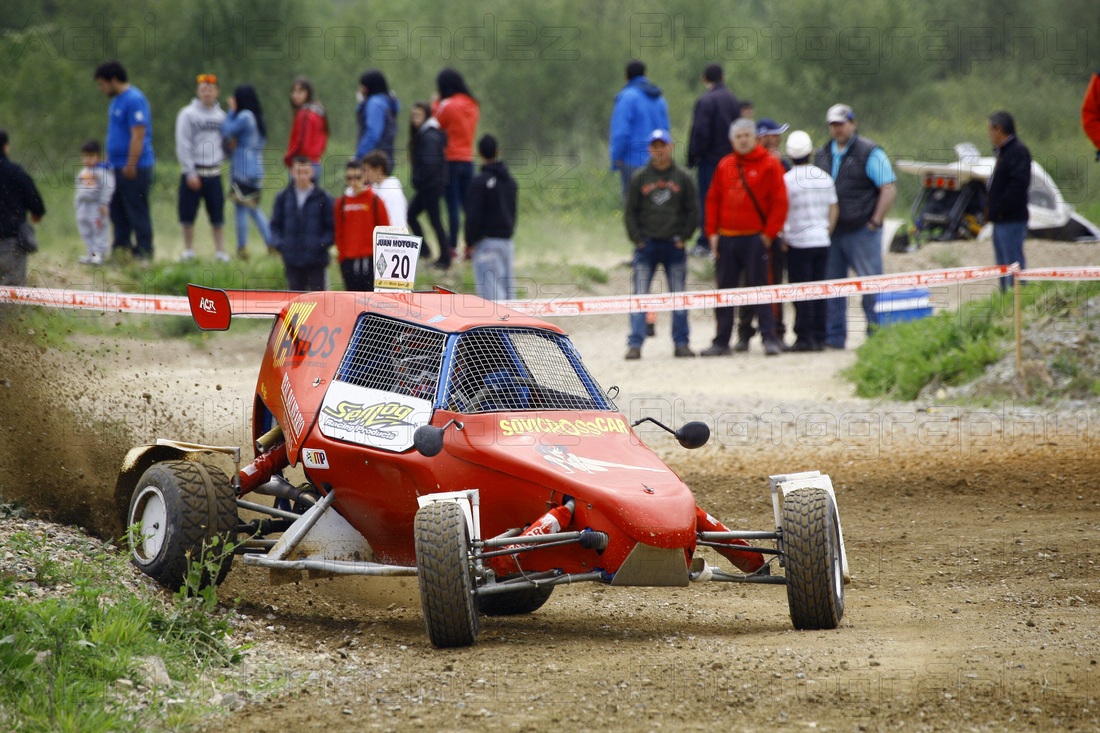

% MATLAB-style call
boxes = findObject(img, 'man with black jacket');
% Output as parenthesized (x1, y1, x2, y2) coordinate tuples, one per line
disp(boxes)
(814, 104, 896, 349)
(0, 129, 46, 286)
(465, 135, 517, 301)
(986, 111, 1031, 291)
(687, 64, 739, 257)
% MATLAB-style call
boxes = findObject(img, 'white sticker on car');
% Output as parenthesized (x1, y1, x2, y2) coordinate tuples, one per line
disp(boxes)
(319, 382, 433, 452)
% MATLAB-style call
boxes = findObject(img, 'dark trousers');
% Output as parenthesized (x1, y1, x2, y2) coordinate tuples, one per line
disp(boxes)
(443, 160, 474, 264)
(407, 186, 447, 261)
(285, 264, 327, 292)
(110, 167, 154, 258)
(737, 236, 787, 341)
(695, 161, 716, 248)
(786, 246, 829, 345)
(340, 257, 374, 292)
(712, 234, 776, 347)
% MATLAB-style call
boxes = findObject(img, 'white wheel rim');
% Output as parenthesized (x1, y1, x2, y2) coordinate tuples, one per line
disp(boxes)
(131, 486, 168, 565)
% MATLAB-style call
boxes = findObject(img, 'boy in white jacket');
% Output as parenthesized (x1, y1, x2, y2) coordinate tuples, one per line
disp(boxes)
(75, 139, 115, 265)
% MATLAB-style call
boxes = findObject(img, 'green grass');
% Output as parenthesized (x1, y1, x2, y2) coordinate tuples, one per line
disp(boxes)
(0, 526, 246, 733)
(845, 282, 1100, 401)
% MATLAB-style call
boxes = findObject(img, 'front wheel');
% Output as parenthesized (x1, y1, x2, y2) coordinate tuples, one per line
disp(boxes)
(414, 501, 479, 648)
(127, 460, 237, 590)
(782, 487, 845, 630)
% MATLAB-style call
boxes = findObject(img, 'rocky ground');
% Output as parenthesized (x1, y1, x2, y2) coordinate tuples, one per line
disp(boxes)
(1, 235, 1098, 731)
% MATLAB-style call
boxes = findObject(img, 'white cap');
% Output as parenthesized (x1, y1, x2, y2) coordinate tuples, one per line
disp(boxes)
(826, 103, 854, 124)
(786, 130, 814, 159)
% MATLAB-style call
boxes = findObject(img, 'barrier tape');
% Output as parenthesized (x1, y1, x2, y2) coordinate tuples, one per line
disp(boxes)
(3, 263, 1097, 320)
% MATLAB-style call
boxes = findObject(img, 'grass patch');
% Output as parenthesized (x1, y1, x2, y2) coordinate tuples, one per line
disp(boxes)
(845, 282, 1100, 401)
(0, 528, 244, 733)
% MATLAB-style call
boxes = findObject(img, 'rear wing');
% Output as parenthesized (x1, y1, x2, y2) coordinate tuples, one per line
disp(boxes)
(187, 284, 298, 331)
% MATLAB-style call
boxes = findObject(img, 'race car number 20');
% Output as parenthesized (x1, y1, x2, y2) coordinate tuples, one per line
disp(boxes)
(373, 227, 423, 292)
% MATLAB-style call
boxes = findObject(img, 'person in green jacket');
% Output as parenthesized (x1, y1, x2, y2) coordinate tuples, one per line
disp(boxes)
(623, 129, 698, 360)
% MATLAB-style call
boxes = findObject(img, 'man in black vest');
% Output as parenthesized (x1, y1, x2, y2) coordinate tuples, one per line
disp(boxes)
(986, 111, 1031, 291)
(687, 64, 740, 257)
(814, 104, 896, 349)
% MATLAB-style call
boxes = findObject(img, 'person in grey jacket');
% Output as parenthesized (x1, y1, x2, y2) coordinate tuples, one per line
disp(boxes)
(176, 73, 228, 261)
(74, 139, 115, 265)
(271, 156, 335, 291)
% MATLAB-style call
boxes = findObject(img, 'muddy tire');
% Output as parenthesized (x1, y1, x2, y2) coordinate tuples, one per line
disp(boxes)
(127, 460, 237, 590)
(477, 581, 555, 616)
(414, 501, 479, 648)
(782, 487, 845, 630)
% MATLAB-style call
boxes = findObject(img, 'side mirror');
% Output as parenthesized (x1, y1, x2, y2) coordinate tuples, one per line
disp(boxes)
(413, 425, 445, 457)
(674, 421, 710, 449)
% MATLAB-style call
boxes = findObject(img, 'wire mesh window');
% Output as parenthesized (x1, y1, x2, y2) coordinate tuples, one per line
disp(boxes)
(335, 315, 447, 401)
(445, 328, 611, 413)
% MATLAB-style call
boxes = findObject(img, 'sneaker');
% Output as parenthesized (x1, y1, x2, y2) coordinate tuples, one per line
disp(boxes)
(674, 345, 696, 358)
(180, 249, 196, 262)
(764, 340, 782, 356)
(645, 322, 656, 337)
(215, 251, 232, 263)
(78, 254, 94, 265)
(790, 340, 816, 352)
(824, 342, 845, 350)
(700, 344, 731, 357)
(236, 248, 250, 261)
(624, 347, 642, 360)
(733, 338, 750, 353)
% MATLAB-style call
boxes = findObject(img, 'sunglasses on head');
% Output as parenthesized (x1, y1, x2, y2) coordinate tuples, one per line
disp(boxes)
(196, 74, 218, 85)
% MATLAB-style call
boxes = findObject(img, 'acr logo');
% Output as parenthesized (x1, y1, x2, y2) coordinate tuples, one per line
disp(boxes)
(199, 297, 217, 314)
(302, 448, 329, 469)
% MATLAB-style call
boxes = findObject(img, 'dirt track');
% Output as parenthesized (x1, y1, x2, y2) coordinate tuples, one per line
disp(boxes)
(1, 240, 1098, 731)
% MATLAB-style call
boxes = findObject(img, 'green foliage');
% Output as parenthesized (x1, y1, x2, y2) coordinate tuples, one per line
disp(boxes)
(0, 528, 242, 732)
(846, 282, 1100, 401)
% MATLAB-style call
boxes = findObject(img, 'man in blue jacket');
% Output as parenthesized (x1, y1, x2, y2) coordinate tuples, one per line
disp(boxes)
(986, 110, 1031, 291)
(609, 60, 670, 199)
(271, 157, 335, 291)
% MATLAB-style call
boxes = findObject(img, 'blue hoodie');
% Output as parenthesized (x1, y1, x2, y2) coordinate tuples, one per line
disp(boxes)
(609, 76, 670, 170)
(356, 91, 401, 164)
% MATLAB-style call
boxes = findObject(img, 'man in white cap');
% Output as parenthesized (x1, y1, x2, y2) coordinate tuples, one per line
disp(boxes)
(623, 129, 698, 360)
(814, 104, 896, 349)
(783, 130, 837, 351)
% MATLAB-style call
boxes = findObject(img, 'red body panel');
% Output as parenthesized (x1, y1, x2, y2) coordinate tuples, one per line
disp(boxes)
(238, 290, 701, 575)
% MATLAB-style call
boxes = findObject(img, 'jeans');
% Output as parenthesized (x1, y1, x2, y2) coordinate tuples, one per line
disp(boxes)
(992, 220, 1027, 290)
(234, 201, 271, 251)
(825, 225, 883, 347)
(472, 237, 514, 301)
(695, 161, 716, 248)
(628, 239, 689, 349)
(110, 166, 154, 258)
(443, 160, 474, 262)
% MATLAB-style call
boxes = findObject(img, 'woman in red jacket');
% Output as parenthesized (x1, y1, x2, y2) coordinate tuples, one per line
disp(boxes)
(431, 68, 479, 270)
(284, 76, 329, 184)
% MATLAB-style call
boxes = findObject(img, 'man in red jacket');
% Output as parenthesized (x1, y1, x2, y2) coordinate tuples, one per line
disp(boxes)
(1083, 68, 1100, 160)
(334, 158, 389, 291)
(700, 119, 789, 357)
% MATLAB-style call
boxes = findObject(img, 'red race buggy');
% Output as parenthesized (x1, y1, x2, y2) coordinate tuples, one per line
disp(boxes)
(116, 285, 849, 648)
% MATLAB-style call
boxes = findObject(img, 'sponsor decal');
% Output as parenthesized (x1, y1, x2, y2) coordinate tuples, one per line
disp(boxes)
(319, 383, 431, 452)
(536, 444, 665, 475)
(198, 296, 217, 314)
(498, 415, 629, 438)
(302, 448, 329, 469)
(272, 302, 341, 368)
(281, 373, 306, 440)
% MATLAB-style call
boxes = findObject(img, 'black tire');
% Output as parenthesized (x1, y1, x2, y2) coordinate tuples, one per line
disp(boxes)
(414, 501, 479, 647)
(127, 460, 237, 591)
(782, 487, 845, 630)
(477, 581, 554, 616)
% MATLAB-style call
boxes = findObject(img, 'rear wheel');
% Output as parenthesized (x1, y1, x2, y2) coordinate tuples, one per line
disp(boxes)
(477, 581, 554, 616)
(414, 501, 479, 647)
(782, 487, 844, 630)
(127, 460, 237, 590)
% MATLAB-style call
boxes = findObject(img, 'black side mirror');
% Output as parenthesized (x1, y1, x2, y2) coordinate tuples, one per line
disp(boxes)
(413, 425, 445, 457)
(413, 419, 464, 457)
(674, 421, 710, 449)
